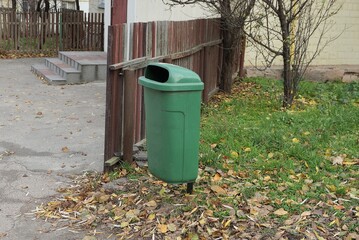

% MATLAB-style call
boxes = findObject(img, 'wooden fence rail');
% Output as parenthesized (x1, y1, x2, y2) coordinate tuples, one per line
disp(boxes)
(104, 18, 245, 170)
(0, 10, 104, 53)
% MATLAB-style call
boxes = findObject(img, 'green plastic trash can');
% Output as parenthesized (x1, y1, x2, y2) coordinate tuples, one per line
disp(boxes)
(139, 63, 204, 184)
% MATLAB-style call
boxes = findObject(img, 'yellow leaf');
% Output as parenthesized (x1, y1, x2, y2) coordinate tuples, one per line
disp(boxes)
(210, 185, 227, 195)
(303, 131, 310, 136)
(190, 207, 198, 215)
(230, 151, 239, 158)
(327, 185, 337, 192)
(148, 213, 156, 221)
(158, 224, 168, 233)
(273, 208, 288, 216)
(213, 173, 222, 182)
(223, 219, 231, 228)
(145, 200, 158, 208)
(244, 147, 251, 152)
(267, 152, 274, 159)
(343, 158, 359, 165)
(204, 209, 213, 217)
(120, 222, 129, 228)
(99, 194, 110, 203)
(325, 148, 332, 157)
(199, 218, 207, 226)
(292, 138, 300, 143)
(263, 176, 271, 182)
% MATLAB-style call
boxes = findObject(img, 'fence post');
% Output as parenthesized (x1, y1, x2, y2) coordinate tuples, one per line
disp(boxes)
(123, 69, 137, 163)
(104, 25, 124, 171)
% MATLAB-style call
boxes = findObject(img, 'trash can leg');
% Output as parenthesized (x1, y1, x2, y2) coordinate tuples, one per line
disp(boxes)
(186, 182, 194, 194)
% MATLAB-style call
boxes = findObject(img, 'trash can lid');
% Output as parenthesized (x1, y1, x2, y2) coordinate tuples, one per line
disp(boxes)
(139, 63, 204, 91)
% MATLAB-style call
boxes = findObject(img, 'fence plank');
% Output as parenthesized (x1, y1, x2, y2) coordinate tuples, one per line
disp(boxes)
(104, 24, 126, 166)
(123, 69, 137, 163)
(0, 10, 103, 53)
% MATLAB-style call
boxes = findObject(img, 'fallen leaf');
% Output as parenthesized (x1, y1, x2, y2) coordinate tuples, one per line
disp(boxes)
(273, 208, 288, 216)
(157, 224, 167, 233)
(263, 176, 271, 182)
(213, 173, 222, 182)
(120, 222, 129, 228)
(343, 158, 359, 165)
(327, 185, 337, 192)
(210, 143, 217, 149)
(210, 185, 227, 195)
(230, 151, 239, 158)
(292, 138, 300, 143)
(145, 200, 157, 208)
(125, 209, 140, 220)
(147, 213, 156, 220)
(167, 223, 177, 232)
(62, 147, 69, 153)
(223, 219, 231, 228)
(244, 147, 251, 152)
(345, 233, 359, 240)
(331, 156, 344, 165)
(98, 194, 110, 203)
(300, 211, 312, 217)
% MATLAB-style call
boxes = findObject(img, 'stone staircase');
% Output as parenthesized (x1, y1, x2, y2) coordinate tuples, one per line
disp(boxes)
(31, 51, 107, 85)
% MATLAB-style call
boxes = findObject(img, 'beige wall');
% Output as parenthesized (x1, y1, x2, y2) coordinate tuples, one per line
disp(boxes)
(133, 0, 214, 22)
(245, 0, 359, 66)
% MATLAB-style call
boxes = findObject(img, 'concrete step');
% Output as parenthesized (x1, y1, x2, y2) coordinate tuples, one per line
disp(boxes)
(31, 51, 107, 85)
(58, 51, 107, 81)
(31, 64, 67, 85)
(45, 58, 81, 83)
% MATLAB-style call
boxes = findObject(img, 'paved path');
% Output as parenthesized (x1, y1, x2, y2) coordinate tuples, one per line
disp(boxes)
(0, 58, 106, 239)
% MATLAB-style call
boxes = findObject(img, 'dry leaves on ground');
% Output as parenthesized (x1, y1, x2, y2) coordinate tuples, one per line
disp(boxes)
(32, 164, 359, 239)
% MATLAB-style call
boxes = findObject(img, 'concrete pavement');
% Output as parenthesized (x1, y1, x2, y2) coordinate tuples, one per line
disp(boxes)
(0, 58, 106, 239)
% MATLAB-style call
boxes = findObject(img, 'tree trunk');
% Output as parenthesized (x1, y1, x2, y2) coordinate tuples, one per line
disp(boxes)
(220, 26, 236, 93)
(278, 0, 293, 108)
(219, 0, 234, 93)
(11, 0, 16, 10)
(282, 43, 292, 107)
(75, 0, 80, 10)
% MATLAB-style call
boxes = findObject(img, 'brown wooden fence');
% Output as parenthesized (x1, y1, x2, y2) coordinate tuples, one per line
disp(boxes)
(104, 19, 245, 170)
(0, 10, 104, 53)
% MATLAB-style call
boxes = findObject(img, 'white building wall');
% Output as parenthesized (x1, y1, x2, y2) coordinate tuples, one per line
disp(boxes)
(311, 0, 359, 65)
(245, 0, 359, 66)
(133, 0, 213, 22)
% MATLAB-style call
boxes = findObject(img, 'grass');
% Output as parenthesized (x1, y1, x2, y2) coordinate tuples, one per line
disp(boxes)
(200, 78, 359, 214)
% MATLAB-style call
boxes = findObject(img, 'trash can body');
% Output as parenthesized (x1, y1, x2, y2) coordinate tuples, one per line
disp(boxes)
(139, 63, 203, 184)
